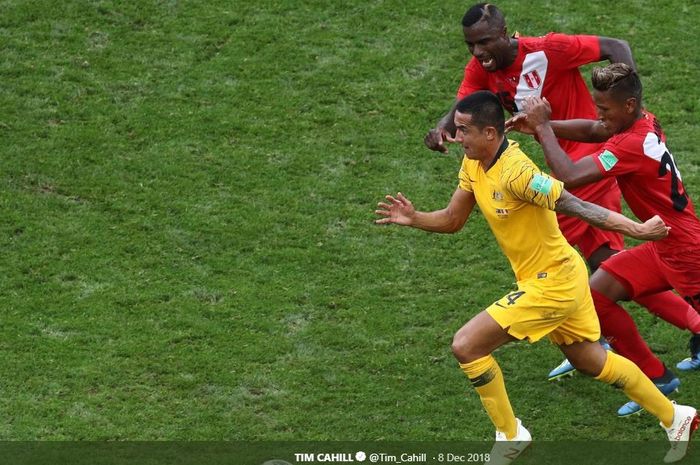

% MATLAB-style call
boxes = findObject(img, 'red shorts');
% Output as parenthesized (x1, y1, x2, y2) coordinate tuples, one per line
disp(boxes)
(557, 187, 625, 259)
(599, 241, 700, 311)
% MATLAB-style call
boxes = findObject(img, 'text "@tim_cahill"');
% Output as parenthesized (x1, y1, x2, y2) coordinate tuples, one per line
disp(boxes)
(288, 451, 490, 463)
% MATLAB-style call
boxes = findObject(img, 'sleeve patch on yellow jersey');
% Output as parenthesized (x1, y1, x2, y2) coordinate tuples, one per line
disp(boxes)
(529, 173, 553, 195)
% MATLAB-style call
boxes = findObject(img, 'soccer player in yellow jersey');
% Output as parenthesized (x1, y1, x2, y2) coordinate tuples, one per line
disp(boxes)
(375, 91, 696, 464)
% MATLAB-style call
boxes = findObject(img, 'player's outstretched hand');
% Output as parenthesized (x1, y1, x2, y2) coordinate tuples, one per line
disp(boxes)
(375, 192, 416, 226)
(424, 127, 456, 154)
(635, 215, 670, 241)
(505, 113, 536, 135)
(522, 96, 552, 128)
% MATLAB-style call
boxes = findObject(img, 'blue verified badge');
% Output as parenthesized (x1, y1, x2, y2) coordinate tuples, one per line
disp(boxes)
(598, 150, 618, 171)
(529, 173, 553, 195)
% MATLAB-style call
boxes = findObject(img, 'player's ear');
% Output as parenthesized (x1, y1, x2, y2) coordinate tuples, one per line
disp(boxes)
(625, 97, 637, 114)
(485, 126, 498, 140)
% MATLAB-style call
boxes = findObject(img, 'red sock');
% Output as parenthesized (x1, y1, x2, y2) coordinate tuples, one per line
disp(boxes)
(635, 291, 700, 333)
(686, 306, 700, 334)
(592, 288, 666, 379)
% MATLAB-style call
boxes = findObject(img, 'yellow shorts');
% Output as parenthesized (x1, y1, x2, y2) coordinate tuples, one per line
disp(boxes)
(486, 255, 600, 346)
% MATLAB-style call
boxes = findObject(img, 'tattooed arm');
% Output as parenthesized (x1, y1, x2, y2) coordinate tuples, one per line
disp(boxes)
(554, 190, 669, 241)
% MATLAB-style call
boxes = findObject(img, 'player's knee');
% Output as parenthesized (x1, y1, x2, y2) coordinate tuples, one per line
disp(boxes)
(451, 329, 477, 363)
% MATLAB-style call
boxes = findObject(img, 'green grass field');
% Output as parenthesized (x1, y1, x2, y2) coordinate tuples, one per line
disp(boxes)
(1, 0, 699, 447)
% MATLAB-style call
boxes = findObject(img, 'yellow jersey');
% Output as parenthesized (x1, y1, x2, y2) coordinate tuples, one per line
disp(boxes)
(458, 139, 578, 282)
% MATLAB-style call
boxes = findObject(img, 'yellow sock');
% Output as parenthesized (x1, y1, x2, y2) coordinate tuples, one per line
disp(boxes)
(595, 351, 674, 427)
(460, 355, 517, 439)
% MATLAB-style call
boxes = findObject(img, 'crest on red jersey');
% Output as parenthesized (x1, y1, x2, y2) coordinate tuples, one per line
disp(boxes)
(523, 70, 542, 89)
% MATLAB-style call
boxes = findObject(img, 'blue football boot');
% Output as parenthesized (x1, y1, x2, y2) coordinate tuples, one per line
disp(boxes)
(676, 333, 700, 371)
(548, 340, 612, 381)
(617, 367, 680, 417)
(547, 358, 576, 381)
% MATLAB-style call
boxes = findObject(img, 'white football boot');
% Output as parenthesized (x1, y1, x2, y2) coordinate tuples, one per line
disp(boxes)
(661, 403, 699, 463)
(487, 418, 531, 465)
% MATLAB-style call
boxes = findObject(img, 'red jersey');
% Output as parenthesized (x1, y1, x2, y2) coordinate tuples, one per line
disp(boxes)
(457, 33, 616, 202)
(591, 111, 700, 254)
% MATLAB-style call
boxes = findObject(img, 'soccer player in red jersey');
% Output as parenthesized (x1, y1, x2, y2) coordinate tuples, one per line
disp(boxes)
(424, 2, 700, 414)
(512, 63, 700, 446)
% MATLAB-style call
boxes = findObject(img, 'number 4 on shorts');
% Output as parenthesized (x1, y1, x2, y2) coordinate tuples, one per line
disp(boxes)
(506, 291, 525, 305)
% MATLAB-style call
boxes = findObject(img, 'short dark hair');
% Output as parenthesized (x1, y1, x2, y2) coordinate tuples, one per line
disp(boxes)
(462, 3, 506, 29)
(455, 90, 505, 134)
(591, 63, 642, 103)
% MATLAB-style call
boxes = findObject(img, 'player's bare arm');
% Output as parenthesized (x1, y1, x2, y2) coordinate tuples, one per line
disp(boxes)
(506, 114, 612, 142)
(550, 119, 612, 142)
(375, 188, 476, 233)
(598, 37, 636, 70)
(554, 190, 669, 241)
(522, 96, 604, 188)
